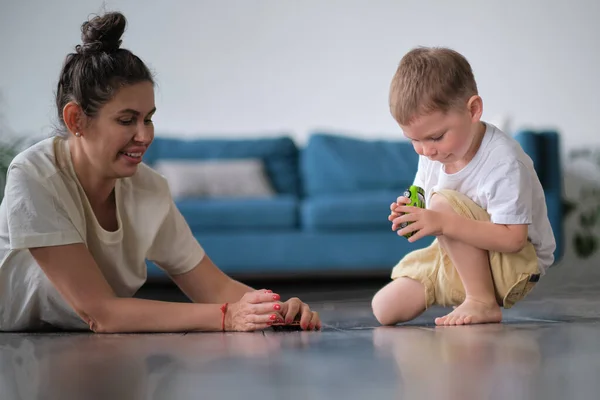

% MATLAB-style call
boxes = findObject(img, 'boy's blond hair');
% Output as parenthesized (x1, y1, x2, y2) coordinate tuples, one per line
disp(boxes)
(389, 47, 478, 125)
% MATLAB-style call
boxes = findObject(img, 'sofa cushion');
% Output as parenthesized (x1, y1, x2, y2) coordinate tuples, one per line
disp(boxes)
(175, 195, 298, 232)
(300, 133, 419, 196)
(144, 136, 301, 196)
(301, 190, 399, 231)
(154, 159, 276, 198)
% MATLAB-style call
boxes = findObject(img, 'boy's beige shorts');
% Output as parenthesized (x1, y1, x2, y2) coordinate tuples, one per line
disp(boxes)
(391, 189, 541, 309)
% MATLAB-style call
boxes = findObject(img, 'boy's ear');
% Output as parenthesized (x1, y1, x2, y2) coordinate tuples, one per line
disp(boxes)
(467, 95, 483, 121)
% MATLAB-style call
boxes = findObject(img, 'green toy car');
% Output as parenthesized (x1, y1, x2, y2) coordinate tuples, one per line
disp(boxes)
(399, 185, 426, 238)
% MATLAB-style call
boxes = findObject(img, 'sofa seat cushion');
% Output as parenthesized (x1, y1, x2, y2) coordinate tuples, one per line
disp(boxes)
(146, 231, 434, 278)
(301, 190, 399, 231)
(176, 195, 298, 231)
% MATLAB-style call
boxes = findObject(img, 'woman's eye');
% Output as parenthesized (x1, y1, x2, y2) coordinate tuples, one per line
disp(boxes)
(433, 134, 445, 142)
(119, 119, 134, 125)
(144, 119, 153, 125)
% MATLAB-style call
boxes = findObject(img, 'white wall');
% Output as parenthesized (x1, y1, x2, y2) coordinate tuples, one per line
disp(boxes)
(1, 0, 599, 151)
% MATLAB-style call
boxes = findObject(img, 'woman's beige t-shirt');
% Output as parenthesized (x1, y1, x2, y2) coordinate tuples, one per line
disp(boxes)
(0, 137, 205, 331)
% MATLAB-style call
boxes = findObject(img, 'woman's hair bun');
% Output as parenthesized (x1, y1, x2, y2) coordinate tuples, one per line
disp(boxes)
(76, 12, 127, 55)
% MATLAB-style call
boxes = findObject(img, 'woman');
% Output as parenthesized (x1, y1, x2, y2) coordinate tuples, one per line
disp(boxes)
(0, 11, 320, 333)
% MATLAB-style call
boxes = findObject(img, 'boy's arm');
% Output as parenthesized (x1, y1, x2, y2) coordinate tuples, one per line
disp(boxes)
(442, 213, 528, 253)
(443, 159, 532, 253)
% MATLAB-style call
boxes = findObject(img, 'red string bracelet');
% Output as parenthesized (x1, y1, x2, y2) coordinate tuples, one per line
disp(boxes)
(220, 303, 228, 332)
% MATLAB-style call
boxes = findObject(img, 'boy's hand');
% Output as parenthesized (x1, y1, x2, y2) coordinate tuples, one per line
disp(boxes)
(392, 205, 447, 242)
(388, 195, 411, 222)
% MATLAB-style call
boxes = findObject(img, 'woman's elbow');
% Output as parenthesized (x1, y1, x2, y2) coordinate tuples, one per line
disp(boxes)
(85, 316, 112, 333)
(76, 302, 118, 333)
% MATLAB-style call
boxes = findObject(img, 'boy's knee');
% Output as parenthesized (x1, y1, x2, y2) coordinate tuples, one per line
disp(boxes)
(371, 289, 413, 326)
(429, 192, 456, 214)
(430, 192, 460, 248)
(371, 293, 396, 326)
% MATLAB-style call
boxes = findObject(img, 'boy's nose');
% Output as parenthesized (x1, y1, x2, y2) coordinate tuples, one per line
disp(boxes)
(422, 145, 437, 157)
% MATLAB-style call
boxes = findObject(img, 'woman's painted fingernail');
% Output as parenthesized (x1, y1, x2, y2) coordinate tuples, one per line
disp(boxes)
(267, 321, 273, 325)
(270, 314, 277, 320)
(286, 318, 292, 324)
(266, 290, 272, 293)
(273, 304, 281, 310)
(273, 294, 280, 300)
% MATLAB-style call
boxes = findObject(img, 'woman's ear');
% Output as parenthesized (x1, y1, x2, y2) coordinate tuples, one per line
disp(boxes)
(62, 102, 85, 137)
(467, 95, 483, 122)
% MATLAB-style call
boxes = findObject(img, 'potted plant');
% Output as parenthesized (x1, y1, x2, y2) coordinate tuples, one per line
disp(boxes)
(0, 137, 30, 201)
(565, 149, 600, 259)
(0, 89, 31, 201)
(0, 136, 30, 201)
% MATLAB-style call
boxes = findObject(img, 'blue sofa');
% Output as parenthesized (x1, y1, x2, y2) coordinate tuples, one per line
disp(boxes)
(142, 130, 564, 279)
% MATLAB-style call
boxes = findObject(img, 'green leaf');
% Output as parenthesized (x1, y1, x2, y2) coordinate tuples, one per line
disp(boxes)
(574, 232, 598, 258)
(580, 213, 591, 228)
(562, 199, 578, 218)
(0, 135, 30, 201)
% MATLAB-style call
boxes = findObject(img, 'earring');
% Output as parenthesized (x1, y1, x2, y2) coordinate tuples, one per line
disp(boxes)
(75, 132, 81, 137)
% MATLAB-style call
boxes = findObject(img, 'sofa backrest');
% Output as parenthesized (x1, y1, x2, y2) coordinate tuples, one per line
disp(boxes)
(300, 133, 419, 196)
(144, 135, 301, 196)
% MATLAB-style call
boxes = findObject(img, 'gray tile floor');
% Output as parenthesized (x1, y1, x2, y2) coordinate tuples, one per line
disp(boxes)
(1, 276, 600, 400)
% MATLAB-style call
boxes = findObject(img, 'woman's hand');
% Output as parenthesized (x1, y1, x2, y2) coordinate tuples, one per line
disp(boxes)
(225, 290, 285, 332)
(280, 297, 321, 331)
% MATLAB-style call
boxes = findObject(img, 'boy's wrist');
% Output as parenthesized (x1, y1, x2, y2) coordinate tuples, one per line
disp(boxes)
(440, 211, 458, 237)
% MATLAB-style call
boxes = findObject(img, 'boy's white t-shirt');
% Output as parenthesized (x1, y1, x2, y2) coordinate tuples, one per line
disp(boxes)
(0, 136, 206, 331)
(413, 122, 556, 275)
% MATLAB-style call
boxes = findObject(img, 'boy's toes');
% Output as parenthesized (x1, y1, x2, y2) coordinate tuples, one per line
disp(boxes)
(435, 309, 466, 326)
(438, 298, 501, 326)
(447, 314, 459, 326)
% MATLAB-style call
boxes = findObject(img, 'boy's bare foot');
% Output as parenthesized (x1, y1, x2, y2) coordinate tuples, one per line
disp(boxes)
(435, 297, 502, 326)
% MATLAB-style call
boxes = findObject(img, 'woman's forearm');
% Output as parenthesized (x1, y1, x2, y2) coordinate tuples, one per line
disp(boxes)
(89, 298, 224, 333)
(170, 255, 256, 304)
(214, 279, 255, 304)
(28, 245, 246, 333)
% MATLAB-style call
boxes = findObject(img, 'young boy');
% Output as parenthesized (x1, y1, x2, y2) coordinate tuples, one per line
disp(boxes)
(371, 47, 556, 326)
